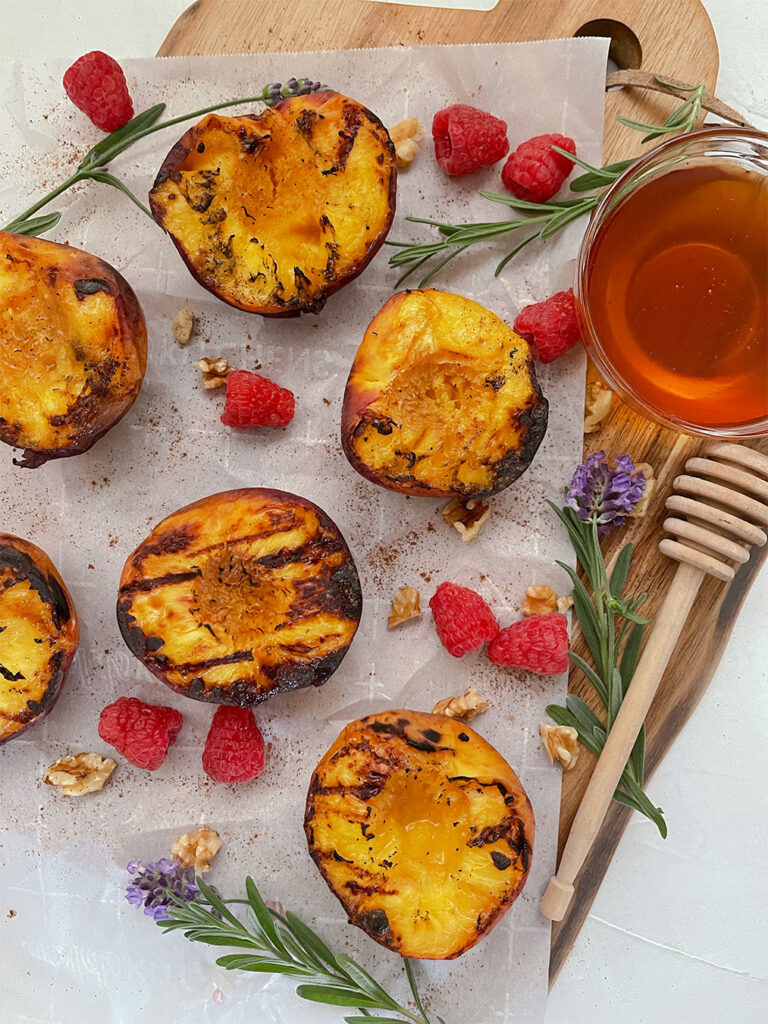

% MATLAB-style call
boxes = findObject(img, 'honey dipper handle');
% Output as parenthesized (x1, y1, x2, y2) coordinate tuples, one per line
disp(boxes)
(541, 561, 705, 922)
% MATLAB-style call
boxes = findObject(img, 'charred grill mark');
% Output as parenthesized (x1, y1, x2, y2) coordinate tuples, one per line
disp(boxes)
(458, 732, 470, 742)
(491, 851, 512, 870)
(369, 720, 404, 737)
(422, 728, 442, 743)
(365, 909, 390, 936)
(336, 104, 362, 170)
(130, 526, 197, 567)
(169, 650, 255, 675)
(260, 646, 350, 692)
(119, 569, 201, 596)
(295, 108, 319, 140)
(485, 373, 506, 391)
(73, 277, 111, 300)
(332, 849, 353, 863)
(7, 649, 66, 724)
(344, 881, 396, 896)
(293, 266, 312, 291)
(238, 128, 269, 155)
(404, 735, 438, 753)
(0, 545, 71, 628)
(467, 821, 512, 848)
(185, 168, 220, 213)
(0, 664, 24, 681)
(323, 241, 340, 282)
(313, 777, 387, 801)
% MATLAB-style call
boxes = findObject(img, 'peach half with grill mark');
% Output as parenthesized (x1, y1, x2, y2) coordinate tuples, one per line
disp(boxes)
(341, 289, 548, 498)
(117, 489, 362, 706)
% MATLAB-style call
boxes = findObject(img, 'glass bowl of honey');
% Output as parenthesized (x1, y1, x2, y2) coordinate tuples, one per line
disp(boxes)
(576, 127, 768, 437)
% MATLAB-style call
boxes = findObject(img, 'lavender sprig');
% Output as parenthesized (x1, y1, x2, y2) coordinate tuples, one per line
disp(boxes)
(547, 453, 666, 837)
(125, 858, 201, 920)
(2, 77, 328, 237)
(566, 450, 646, 532)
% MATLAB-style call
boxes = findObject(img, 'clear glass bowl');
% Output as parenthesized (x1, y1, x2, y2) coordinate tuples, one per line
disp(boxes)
(575, 126, 768, 438)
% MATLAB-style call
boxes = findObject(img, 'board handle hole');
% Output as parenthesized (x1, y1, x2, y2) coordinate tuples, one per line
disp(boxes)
(575, 18, 642, 73)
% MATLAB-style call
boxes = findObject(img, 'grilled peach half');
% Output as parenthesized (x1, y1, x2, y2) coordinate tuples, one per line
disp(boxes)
(149, 91, 397, 316)
(117, 489, 362, 706)
(0, 534, 79, 743)
(341, 289, 548, 498)
(305, 709, 534, 959)
(0, 231, 147, 468)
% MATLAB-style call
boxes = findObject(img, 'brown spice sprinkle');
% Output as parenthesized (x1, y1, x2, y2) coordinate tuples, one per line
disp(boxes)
(522, 584, 558, 616)
(43, 753, 117, 796)
(387, 586, 422, 629)
(197, 357, 233, 389)
(441, 497, 491, 542)
(432, 686, 489, 721)
(171, 827, 222, 873)
(172, 308, 196, 346)
(540, 723, 580, 771)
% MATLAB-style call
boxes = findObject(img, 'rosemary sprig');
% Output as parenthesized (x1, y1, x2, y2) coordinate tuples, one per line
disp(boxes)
(2, 78, 326, 237)
(546, 501, 667, 837)
(387, 75, 711, 287)
(157, 875, 443, 1024)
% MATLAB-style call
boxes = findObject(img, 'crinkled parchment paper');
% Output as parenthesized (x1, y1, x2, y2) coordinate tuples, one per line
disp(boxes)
(0, 38, 607, 1024)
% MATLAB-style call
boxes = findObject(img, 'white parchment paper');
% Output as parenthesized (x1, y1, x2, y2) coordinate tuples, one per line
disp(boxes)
(0, 39, 607, 1024)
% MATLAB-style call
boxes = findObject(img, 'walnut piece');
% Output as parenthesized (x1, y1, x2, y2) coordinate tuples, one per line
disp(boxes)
(43, 753, 116, 796)
(197, 357, 233, 389)
(630, 462, 656, 519)
(584, 379, 613, 433)
(172, 308, 196, 346)
(171, 827, 222, 873)
(387, 586, 422, 629)
(432, 687, 490, 721)
(441, 497, 491, 542)
(522, 584, 558, 616)
(389, 117, 424, 168)
(539, 723, 580, 771)
(557, 594, 574, 613)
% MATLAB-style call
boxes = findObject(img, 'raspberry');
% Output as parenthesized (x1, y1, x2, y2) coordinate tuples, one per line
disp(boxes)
(429, 582, 499, 657)
(98, 697, 183, 770)
(63, 51, 134, 133)
(432, 105, 509, 177)
(202, 706, 266, 783)
(501, 133, 576, 203)
(221, 370, 295, 428)
(488, 613, 570, 675)
(513, 288, 581, 364)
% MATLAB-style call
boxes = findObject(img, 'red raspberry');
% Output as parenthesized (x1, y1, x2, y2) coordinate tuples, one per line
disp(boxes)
(429, 582, 499, 658)
(432, 104, 509, 177)
(203, 706, 266, 783)
(221, 370, 295, 429)
(98, 697, 183, 770)
(488, 613, 569, 675)
(501, 133, 576, 202)
(513, 289, 581, 364)
(63, 51, 134, 133)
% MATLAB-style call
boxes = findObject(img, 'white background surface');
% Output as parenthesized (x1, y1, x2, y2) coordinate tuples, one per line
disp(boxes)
(0, 2, 766, 1023)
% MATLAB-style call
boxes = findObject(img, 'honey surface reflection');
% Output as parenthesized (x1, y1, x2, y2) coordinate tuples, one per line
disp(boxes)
(583, 162, 767, 429)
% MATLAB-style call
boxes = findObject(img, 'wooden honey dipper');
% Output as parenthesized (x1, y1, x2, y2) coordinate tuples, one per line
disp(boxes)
(541, 441, 768, 922)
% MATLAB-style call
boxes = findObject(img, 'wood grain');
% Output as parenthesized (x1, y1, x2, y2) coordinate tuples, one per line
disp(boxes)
(158, 0, 767, 983)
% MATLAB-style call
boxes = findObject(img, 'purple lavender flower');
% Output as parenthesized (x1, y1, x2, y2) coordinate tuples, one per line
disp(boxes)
(125, 858, 200, 921)
(566, 451, 645, 531)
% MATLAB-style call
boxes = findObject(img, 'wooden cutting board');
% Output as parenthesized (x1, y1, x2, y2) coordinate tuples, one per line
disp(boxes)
(159, 0, 767, 986)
